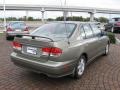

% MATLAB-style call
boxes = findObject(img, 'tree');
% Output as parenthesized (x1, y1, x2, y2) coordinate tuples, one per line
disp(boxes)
(28, 17, 34, 21)
(6, 17, 17, 21)
(47, 18, 54, 21)
(98, 17, 108, 23)
(84, 17, 90, 21)
(56, 17, 64, 21)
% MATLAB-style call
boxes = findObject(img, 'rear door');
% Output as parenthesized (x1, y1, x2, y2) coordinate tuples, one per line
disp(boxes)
(81, 24, 98, 60)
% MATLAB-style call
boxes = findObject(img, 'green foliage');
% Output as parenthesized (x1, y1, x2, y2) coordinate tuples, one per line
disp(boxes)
(98, 17, 108, 23)
(28, 17, 34, 21)
(56, 16, 84, 21)
(55, 16, 108, 23)
(84, 17, 90, 22)
(107, 32, 116, 44)
(7, 17, 17, 21)
(56, 17, 64, 21)
(0, 16, 109, 23)
(47, 18, 55, 21)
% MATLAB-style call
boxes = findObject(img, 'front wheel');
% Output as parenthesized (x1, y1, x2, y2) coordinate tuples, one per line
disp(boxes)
(103, 44, 109, 56)
(72, 55, 86, 79)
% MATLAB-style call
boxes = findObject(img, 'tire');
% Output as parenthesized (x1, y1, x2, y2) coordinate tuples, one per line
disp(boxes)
(6, 36, 14, 40)
(72, 55, 86, 79)
(6, 36, 10, 40)
(103, 44, 109, 56)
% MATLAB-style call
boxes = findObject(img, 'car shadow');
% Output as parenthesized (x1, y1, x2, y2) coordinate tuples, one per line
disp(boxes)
(18, 55, 106, 84)
(19, 70, 78, 87)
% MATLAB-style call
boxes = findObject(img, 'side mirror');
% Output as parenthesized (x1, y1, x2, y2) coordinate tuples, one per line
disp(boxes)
(98, 25, 105, 31)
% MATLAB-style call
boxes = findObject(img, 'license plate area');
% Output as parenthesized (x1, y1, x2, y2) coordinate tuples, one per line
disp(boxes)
(26, 47, 37, 55)
(15, 29, 21, 32)
(15, 29, 22, 33)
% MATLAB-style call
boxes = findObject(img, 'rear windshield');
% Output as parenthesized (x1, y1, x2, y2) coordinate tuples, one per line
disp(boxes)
(31, 23, 76, 38)
(9, 22, 26, 28)
(114, 18, 120, 22)
(110, 18, 120, 22)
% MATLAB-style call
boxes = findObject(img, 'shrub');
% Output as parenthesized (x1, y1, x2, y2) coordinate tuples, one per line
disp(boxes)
(107, 32, 116, 44)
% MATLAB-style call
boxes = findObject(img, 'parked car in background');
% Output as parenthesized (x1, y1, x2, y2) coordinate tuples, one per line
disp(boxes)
(0, 24, 3, 28)
(105, 17, 120, 33)
(6, 21, 29, 40)
(11, 21, 110, 79)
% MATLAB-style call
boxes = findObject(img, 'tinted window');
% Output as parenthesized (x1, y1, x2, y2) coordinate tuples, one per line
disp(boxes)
(110, 18, 120, 22)
(83, 24, 93, 38)
(79, 26, 86, 39)
(91, 24, 101, 36)
(31, 23, 76, 38)
(114, 18, 120, 22)
(10, 22, 25, 29)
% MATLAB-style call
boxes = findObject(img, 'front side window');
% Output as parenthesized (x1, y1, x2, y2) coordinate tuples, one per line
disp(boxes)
(91, 24, 101, 36)
(83, 24, 94, 38)
(31, 23, 76, 38)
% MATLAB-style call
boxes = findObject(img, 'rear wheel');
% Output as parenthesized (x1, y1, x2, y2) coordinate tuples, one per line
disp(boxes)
(72, 55, 86, 79)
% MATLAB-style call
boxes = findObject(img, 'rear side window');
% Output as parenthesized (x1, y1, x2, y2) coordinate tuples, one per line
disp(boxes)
(91, 24, 101, 36)
(83, 24, 94, 38)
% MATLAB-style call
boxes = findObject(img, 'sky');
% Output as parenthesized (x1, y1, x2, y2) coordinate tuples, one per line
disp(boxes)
(0, 0, 120, 19)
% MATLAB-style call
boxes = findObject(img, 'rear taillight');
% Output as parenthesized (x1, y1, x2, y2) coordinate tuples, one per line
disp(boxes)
(115, 22, 120, 26)
(12, 41, 22, 50)
(42, 47, 62, 57)
(7, 28, 13, 32)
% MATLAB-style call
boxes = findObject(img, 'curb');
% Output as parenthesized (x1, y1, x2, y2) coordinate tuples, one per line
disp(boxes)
(116, 37, 120, 45)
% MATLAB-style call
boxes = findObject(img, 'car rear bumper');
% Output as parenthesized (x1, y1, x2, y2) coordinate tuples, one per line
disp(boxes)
(11, 52, 76, 78)
(113, 27, 120, 32)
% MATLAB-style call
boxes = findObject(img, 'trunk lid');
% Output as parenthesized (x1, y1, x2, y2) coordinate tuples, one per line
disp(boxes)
(14, 35, 55, 62)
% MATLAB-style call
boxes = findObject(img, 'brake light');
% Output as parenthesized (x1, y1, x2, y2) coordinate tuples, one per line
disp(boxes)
(12, 41, 22, 50)
(7, 28, 13, 32)
(42, 47, 62, 57)
(115, 22, 120, 26)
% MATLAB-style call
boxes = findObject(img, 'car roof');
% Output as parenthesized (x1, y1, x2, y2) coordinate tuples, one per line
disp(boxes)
(48, 21, 99, 24)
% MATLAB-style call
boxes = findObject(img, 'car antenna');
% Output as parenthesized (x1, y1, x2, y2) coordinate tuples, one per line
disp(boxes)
(59, 0, 70, 44)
